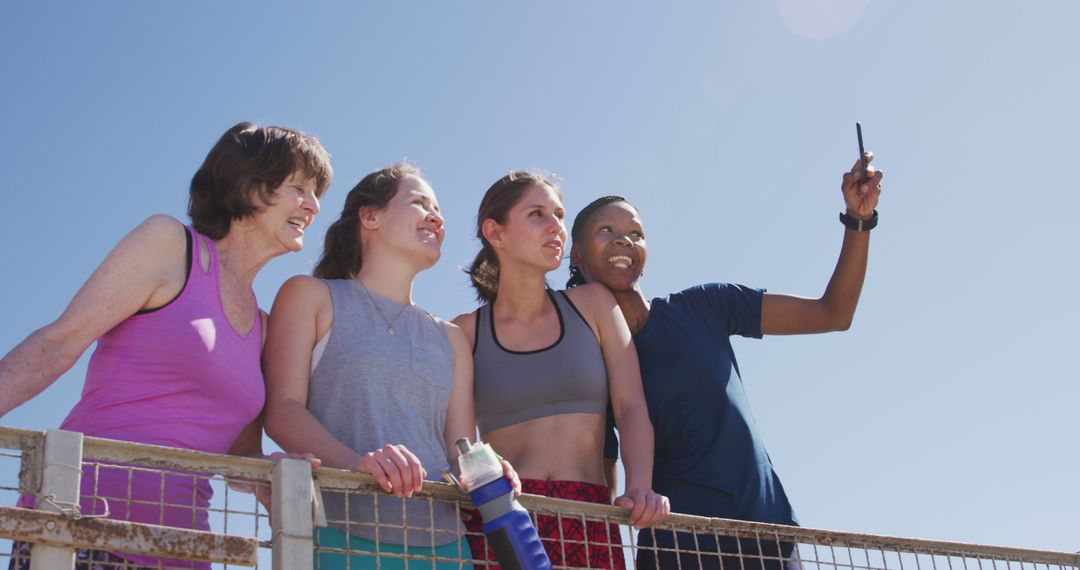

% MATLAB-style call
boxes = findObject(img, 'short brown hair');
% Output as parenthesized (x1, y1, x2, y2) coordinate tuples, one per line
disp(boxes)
(188, 122, 333, 239)
(468, 171, 561, 304)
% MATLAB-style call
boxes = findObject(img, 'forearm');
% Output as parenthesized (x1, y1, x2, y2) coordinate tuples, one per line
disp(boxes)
(819, 227, 871, 330)
(615, 404, 655, 491)
(816, 151, 881, 330)
(603, 458, 619, 502)
(0, 327, 84, 417)
(265, 400, 361, 469)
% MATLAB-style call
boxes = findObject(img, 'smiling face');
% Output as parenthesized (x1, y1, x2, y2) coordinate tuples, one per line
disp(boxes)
(368, 174, 444, 268)
(488, 183, 567, 272)
(252, 170, 321, 254)
(571, 201, 647, 292)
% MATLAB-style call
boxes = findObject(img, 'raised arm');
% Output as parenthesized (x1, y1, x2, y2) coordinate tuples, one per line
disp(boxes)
(0, 215, 187, 417)
(571, 283, 669, 528)
(761, 152, 884, 335)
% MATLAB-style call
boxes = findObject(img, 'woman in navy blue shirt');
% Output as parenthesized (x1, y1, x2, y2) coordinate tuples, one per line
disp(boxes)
(567, 153, 884, 570)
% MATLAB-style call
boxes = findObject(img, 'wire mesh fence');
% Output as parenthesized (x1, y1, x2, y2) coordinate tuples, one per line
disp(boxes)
(1, 426, 1077, 570)
(0, 427, 266, 569)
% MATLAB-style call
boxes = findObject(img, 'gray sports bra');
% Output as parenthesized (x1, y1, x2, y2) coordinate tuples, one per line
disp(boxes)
(473, 290, 609, 434)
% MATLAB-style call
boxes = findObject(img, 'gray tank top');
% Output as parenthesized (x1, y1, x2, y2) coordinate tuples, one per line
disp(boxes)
(307, 279, 460, 546)
(473, 290, 609, 434)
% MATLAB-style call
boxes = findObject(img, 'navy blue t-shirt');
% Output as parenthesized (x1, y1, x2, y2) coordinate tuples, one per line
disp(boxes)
(608, 283, 798, 527)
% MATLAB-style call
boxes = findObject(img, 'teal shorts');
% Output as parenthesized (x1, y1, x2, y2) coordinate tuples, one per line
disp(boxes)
(314, 527, 474, 569)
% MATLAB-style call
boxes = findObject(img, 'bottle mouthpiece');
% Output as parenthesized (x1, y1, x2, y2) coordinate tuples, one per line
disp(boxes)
(456, 439, 503, 490)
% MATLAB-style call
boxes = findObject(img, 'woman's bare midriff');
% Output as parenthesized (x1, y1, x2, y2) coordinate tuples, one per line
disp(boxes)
(482, 412, 607, 485)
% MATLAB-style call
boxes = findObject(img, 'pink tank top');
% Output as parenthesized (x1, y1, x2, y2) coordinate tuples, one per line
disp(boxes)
(43, 226, 264, 567)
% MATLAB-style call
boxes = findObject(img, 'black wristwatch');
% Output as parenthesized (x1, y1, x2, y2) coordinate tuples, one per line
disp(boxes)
(839, 209, 878, 231)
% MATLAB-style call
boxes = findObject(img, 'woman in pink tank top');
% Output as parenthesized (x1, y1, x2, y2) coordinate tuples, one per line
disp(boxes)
(0, 122, 332, 569)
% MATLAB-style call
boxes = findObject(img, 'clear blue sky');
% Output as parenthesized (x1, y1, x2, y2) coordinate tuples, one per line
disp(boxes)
(2, 0, 1076, 554)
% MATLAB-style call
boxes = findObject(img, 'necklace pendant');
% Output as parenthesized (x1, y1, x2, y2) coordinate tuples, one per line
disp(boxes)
(388, 327, 395, 335)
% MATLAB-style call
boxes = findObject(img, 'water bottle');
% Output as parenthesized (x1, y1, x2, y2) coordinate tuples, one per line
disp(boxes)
(456, 437, 551, 570)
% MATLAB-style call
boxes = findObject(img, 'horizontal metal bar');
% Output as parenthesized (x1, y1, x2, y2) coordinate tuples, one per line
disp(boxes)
(0, 426, 40, 451)
(1, 426, 271, 483)
(4, 426, 1077, 568)
(0, 506, 257, 566)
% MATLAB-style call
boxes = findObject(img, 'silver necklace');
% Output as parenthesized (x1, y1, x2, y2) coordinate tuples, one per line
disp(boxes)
(358, 280, 410, 335)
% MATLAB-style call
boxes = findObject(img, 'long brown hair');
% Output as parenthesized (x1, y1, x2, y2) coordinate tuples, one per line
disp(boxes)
(312, 164, 422, 280)
(468, 171, 561, 303)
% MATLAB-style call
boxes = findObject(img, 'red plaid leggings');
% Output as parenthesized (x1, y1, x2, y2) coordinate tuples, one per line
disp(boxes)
(464, 478, 626, 569)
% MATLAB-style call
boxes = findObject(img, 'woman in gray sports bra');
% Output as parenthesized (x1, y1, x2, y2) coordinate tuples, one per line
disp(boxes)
(264, 164, 518, 570)
(454, 171, 670, 569)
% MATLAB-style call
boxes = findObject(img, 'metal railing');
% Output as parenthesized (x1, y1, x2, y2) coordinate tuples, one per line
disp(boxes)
(1, 426, 1076, 570)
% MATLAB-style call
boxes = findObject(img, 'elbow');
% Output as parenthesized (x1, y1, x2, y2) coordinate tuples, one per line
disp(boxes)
(36, 319, 104, 376)
(18, 323, 85, 377)
(818, 303, 855, 332)
(614, 400, 649, 424)
(263, 418, 279, 441)
(831, 316, 853, 332)
(37, 323, 87, 365)
(819, 315, 853, 332)
(263, 401, 289, 441)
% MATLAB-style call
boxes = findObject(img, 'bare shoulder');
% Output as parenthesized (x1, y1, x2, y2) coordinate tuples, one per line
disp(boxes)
(563, 285, 621, 340)
(564, 283, 617, 312)
(268, 275, 332, 329)
(275, 275, 331, 304)
(450, 310, 479, 348)
(100, 214, 188, 294)
(139, 213, 186, 237)
(46, 214, 188, 335)
(266, 276, 333, 347)
(123, 214, 188, 263)
(441, 320, 472, 354)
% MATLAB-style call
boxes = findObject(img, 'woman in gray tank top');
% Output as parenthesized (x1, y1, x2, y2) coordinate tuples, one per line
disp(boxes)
(454, 171, 670, 569)
(264, 165, 518, 570)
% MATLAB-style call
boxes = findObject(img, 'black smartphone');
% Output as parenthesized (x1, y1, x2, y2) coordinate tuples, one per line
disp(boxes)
(856, 122, 868, 182)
